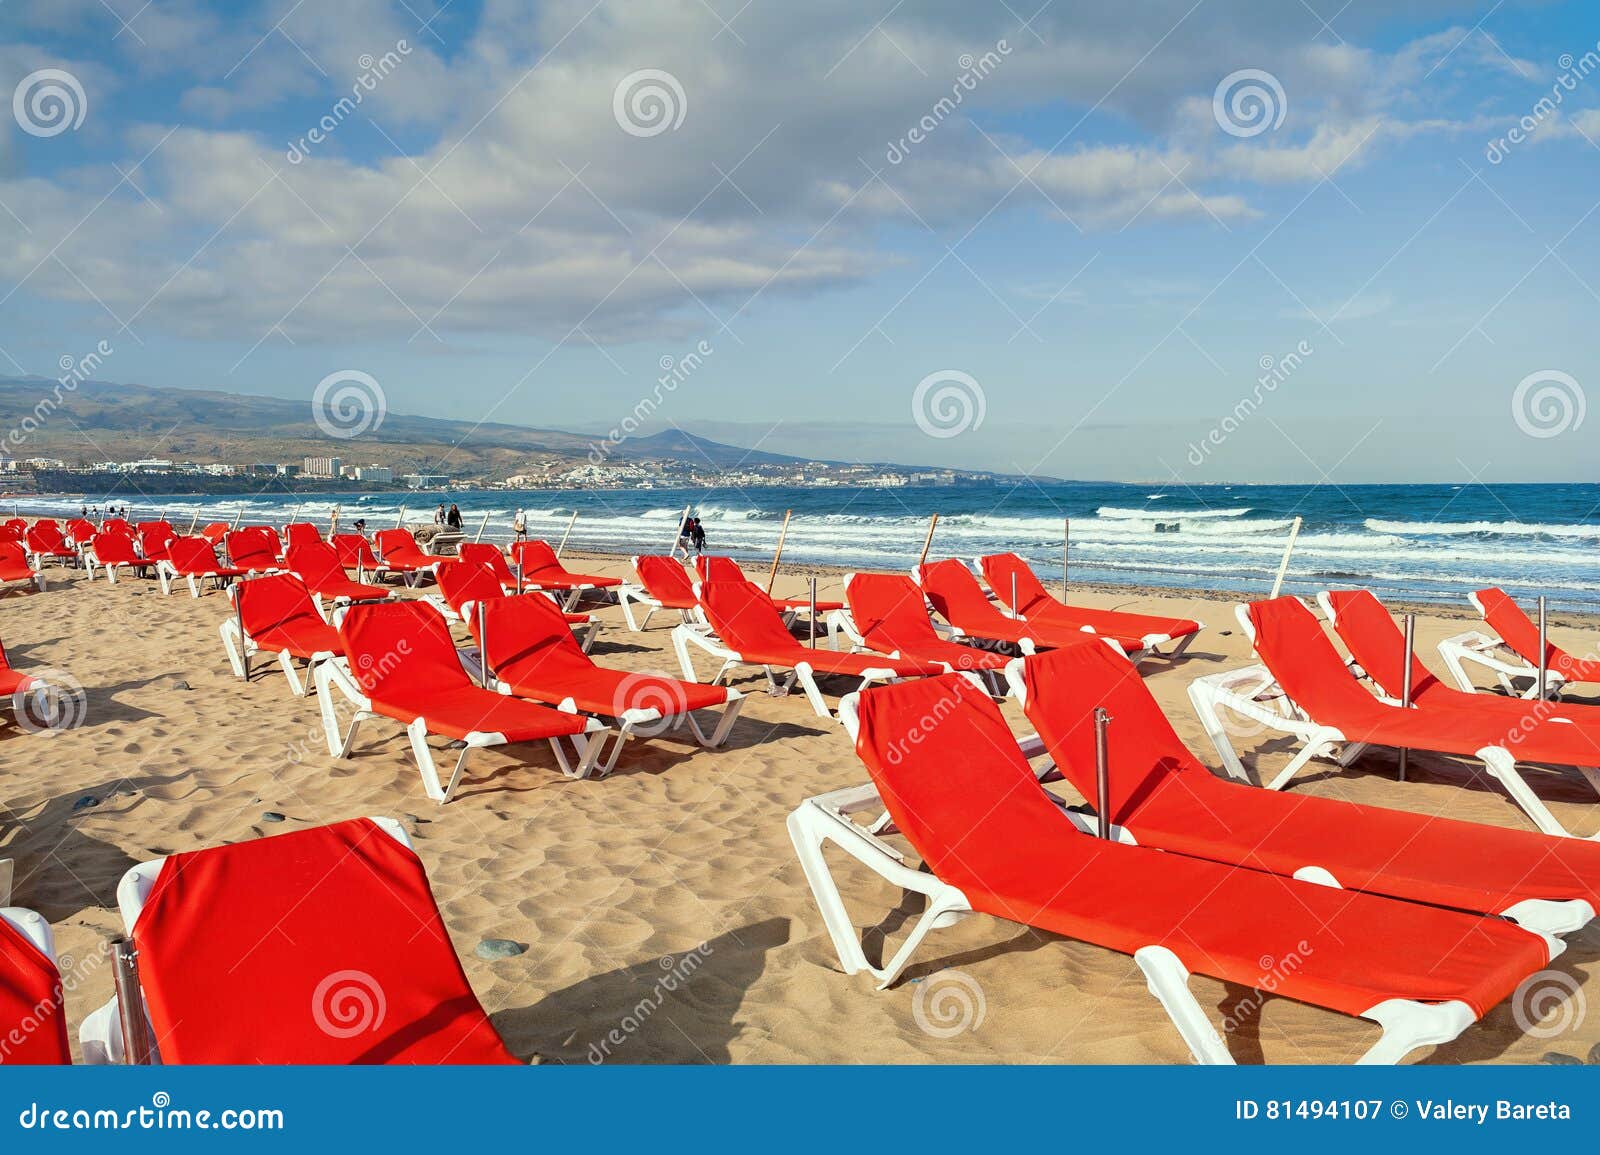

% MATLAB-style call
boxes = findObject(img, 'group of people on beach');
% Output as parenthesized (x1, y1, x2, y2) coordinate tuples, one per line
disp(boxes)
(680, 514, 707, 555)
(80, 504, 129, 520)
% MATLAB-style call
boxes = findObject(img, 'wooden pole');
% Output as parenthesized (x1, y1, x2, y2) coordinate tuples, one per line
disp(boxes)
(1537, 596, 1549, 700)
(230, 506, 244, 529)
(473, 511, 491, 544)
(555, 511, 578, 557)
(1398, 613, 1415, 782)
(394, 505, 407, 529)
(185, 510, 200, 534)
(765, 510, 793, 594)
(916, 513, 940, 568)
(1063, 518, 1069, 599)
(1268, 516, 1303, 599)
(672, 503, 691, 557)
(288, 501, 303, 526)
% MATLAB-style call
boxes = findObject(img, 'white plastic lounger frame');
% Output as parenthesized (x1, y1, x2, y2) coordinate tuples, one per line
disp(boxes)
(909, 564, 1040, 656)
(77, 817, 411, 1065)
(671, 616, 911, 719)
(618, 559, 709, 633)
(217, 593, 344, 698)
(155, 560, 235, 598)
(1436, 591, 1571, 700)
(791, 688, 1560, 1065)
(965, 557, 1198, 666)
(313, 657, 608, 801)
(83, 547, 138, 585)
(1187, 601, 1600, 841)
(425, 593, 601, 654)
(3, 566, 46, 593)
(1007, 655, 1593, 938)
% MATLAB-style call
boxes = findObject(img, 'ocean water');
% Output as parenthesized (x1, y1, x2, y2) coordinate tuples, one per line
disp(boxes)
(17, 482, 1600, 609)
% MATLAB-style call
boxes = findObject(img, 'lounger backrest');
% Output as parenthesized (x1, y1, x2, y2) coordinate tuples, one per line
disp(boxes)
(235, 573, 323, 638)
(138, 523, 176, 556)
(199, 522, 228, 543)
(1, 519, 23, 533)
(697, 580, 801, 655)
(845, 573, 941, 650)
(852, 674, 1087, 904)
(470, 592, 590, 681)
(128, 818, 516, 1064)
(458, 542, 517, 585)
(286, 542, 347, 589)
(693, 555, 746, 584)
(25, 524, 67, 551)
(0, 524, 22, 542)
(978, 553, 1053, 614)
(332, 533, 379, 568)
(167, 535, 223, 573)
(917, 558, 1008, 628)
(374, 528, 421, 558)
(66, 518, 96, 544)
(0, 542, 31, 572)
(634, 555, 696, 602)
(103, 518, 132, 535)
(339, 600, 468, 698)
(1247, 597, 1387, 721)
(510, 539, 561, 575)
(1475, 587, 1567, 668)
(0, 914, 70, 1064)
(91, 531, 140, 565)
(225, 528, 278, 569)
(1019, 641, 1202, 824)
(435, 559, 506, 614)
(1323, 589, 1439, 700)
(284, 522, 321, 547)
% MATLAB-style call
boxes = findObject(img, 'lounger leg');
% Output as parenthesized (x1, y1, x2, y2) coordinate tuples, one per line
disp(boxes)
(1356, 999, 1477, 1065)
(1478, 748, 1595, 840)
(314, 665, 366, 757)
(578, 620, 600, 654)
(619, 592, 642, 631)
(795, 665, 831, 717)
(561, 588, 582, 612)
(1262, 730, 1344, 792)
(1186, 682, 1252, 782)
(218, 620, 249, 680)
(407, 718, 450, 801)
(277, 651, 308, 697)
(1133, 946, 1234, 1065)
(686, 695, 745, 747)
(673, 630, 700, 683)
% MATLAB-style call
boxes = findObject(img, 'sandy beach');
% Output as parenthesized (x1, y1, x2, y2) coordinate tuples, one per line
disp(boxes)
(4, 549, 1599, 1066)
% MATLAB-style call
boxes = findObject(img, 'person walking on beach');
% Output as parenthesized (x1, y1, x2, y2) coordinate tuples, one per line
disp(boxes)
(434, 503, 446, 525)
(446, 504, 463, 530)
(513, 508, 527, 541)
(690, 517, 706, 555)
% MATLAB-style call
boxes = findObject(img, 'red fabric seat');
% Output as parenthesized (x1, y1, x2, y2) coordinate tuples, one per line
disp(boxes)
(24, 524, 74, 560)
(435, 559, 508, 616)
(471, 594, 729, 716)
(373, 529, 447, 571)
(0, 636, 38, 697)
(844, 573, 1010, 671)
(0, 543, 39, 586)
(699, 580, 941, 679)
(694, 556, 843, 613)
(137, 523, 177, 563)
(225, 528, 280, 573)
(979, 553, 1199, 650)
(1250, 597, 1600, 767)
(511, 540, 620, 591)
(917, 559, 1096, 650)
(1477, 587, 1600, 685)
(632, 555, 698, 609)
(89, 532, 142, 567)
(286, 542, 388, 603)
(338, 601, 589, 743)
(165, 536, 245, 579)
(65, 518, 96, 546)
(0, 915, 70, 1064)
(199, 522, 229, 544)
(283, 522, 322, 549)
(1020, 640, 1600, 920)
(235, 574, 341, 660)
(457, 543, 519, 589)
(853, 673, 1549, 1022)
(129, 818, 517, 1064)
(332, 533, 381, 570)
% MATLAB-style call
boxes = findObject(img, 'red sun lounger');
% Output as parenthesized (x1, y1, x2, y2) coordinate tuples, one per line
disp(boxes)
(372, 529, 449, 586)
(676, 579, 942, 717)
(24, 523, 75, 568)
(0, 907, 70, 1064)
(1190, 596, 1600, 839)
(77, 818, 517, 1064)
(0, 543, 44, 593)
(834, 572, 1017, 687)
(316, 601, 603, 802)
(978, 552, 1201, 661)
(286, 541, 390, 608)
(428, 560, 599, 652)
(914, 558, 1113, 654)
(223, 527, 282, 575)
(65, 518, 96, 547)
(198, 521, 228, 544)
(457, 542, 520, 590)
(156, 536, 246, 597)
(0, 635, 80, 734)
(789, 671, 1561, 1064)
(510, 540, 621, 609)
(619, 555, 703, 631)
(1436, 586, 1600, 699)
(332, 532, 381, 572)
(84, 531, 145, 584)
(467, 594, 744, 773)
(220, 573, 343, 697)
(693, 556, 843, 620)
(283, 522, 322, 550)
(136, 522, 176, 565)
(1009, 641, 1600, 936)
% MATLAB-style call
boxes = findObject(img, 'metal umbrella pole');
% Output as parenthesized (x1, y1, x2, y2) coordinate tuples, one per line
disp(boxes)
(808, 577, 818, 649)
(1537, 596, 1549, 700)
(111, 939, 154, 1064)
(1398, 613, 1415, 782)
(1094, 707, 1112, 840)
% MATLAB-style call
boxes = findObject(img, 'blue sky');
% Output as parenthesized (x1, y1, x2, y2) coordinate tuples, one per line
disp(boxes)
(2, 0, 1598, 481)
